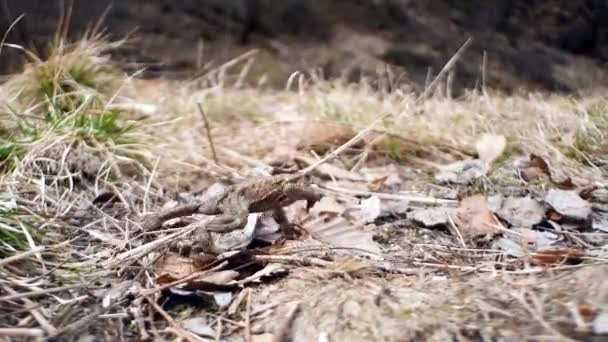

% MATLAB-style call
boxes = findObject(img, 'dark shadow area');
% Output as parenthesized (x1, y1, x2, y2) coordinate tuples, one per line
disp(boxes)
(1, 0, 608, 92)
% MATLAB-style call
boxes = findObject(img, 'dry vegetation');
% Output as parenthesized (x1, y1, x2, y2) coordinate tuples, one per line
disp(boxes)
(0, 30, 608, 342)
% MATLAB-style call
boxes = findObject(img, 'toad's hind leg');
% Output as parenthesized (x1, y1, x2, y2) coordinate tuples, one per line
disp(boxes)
(206, 198, 249, 233)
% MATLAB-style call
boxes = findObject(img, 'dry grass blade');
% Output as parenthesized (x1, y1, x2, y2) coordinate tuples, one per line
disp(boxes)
(197, 102, 219, 165)
(0, 246, 45, 267)
(419, 37, 473, 100)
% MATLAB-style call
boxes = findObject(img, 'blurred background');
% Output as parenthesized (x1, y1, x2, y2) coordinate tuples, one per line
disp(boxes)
(1, 0, 608, 93)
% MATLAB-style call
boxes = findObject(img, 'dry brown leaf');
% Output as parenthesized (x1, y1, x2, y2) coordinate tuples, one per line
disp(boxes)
(182, 317, 215, 337)
(546, 210, 563, 222)
(530, 154, 551, 176)
(530, 247, 586, 266)
(155, 254, 197, 284)
(251, 333, 277, 342)
(519, 166, 545, 182)
(302, 216, 381, 255)
(475, 134, 506, 168)
(365, 164, 402, 192)
(196, 270, 240, 285)
(544, 189, 592, 222)
(523, 154, 576, 189)
(453, 195, 500, 238)
(578, 305, 599, 324)
(368, 175, 388, 192)
(310, 196, 346, 216)
(295, 156, 365, 181)
(237, 263, 289, 285)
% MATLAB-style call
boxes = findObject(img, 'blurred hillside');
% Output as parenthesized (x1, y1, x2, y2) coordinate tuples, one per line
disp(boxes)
(1, 0, 608, 93)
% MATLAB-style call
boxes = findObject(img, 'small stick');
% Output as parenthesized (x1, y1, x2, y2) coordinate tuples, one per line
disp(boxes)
(197, 102, 219, 165)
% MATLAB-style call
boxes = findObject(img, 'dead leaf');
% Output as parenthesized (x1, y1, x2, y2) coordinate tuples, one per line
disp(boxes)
(295, 156, 365, 181)
(434, 159, 484, 185)
(544, 189, 592, 222)
(530, 247, 586, 265)
(155, 254, 197, 283)
(475, 134, 506, 169)
(254, 213, 283, 243)
(310, 196, 346, 216)
(520, 154, 576, 189)
(251, 333, 277, 342)
(182, 317, 215, 337)
(409, 207, 455, 227)
(197, 271, 240, 285)
(493, 228, 560, 257)
(344, 196, 382, 224)
(453, 195, 500, 238)
(99, 280, 140, 308)
(519, 166, 545, 182)
(237, 263, 289, 285)
(368, 176, 388, 192)
(493, 196, 546, 228)
(365, 164, 402, 192)
(546, 210, 563, 222)
(592, 209, 608, 233)
(553, 177, 576, 190)
(579, 185, 599, 200)
(302, 216, 381, 255)
(593, 312, 608, 335)
(530, 154, 551, 176)
(578, 305, 598, 324)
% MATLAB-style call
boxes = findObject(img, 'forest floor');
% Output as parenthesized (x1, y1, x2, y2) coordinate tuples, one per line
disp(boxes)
(0, 34, 608, 342)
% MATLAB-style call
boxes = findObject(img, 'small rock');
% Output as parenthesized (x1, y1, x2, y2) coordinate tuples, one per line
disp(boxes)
(544, 189, 591, 222)
(434, 159, 484, 185)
